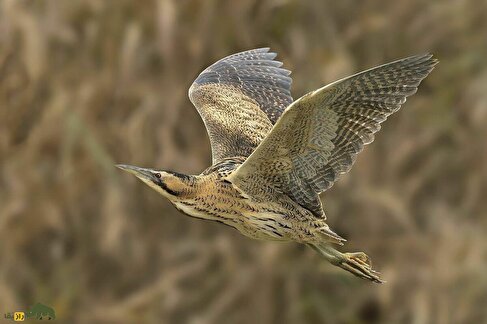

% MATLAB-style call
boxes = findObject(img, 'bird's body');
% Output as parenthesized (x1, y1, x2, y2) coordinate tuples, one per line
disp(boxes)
(166, 157, 341, 244)
(118, 48, 437, 283)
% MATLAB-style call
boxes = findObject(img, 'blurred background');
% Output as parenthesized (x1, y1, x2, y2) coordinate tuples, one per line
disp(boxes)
(1, 0, 486, 323)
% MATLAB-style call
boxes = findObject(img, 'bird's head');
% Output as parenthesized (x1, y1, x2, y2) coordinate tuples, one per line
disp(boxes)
(116, 164, 193, 200)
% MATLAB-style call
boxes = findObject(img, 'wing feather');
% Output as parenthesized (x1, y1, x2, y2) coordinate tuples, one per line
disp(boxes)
(189, 48, 293, 164)
(229, 54, 438, 217)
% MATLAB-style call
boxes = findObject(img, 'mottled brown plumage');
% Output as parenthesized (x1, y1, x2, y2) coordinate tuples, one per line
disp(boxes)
(189, 48, 293, 163)
(118, 48, 437, 283)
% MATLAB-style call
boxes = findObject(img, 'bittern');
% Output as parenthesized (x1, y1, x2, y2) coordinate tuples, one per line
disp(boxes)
(118, 48, 437, 283)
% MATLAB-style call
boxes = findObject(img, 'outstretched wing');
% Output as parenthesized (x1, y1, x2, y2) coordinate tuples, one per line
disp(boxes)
(189, 48, 293, 164)
(229, 54, 438, 217)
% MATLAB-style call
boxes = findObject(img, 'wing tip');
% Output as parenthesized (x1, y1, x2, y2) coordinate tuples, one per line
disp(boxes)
(407, 53, 439, 69)
(256, 47, 271, 52)
(416, 53, 439, 78)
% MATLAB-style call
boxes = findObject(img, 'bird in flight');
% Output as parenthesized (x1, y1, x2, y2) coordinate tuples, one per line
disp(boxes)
(117, 48, 437, 283)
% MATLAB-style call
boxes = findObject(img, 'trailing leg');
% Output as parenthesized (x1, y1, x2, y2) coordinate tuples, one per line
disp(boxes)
(309, 243, 384, 283)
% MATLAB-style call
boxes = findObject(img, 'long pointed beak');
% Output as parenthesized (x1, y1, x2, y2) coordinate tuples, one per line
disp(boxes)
(116, 164, 154, 181)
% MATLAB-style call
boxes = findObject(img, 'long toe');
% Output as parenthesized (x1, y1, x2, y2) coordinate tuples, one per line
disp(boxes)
(341, 252, 384, 284)
(346, 252, 371, 266)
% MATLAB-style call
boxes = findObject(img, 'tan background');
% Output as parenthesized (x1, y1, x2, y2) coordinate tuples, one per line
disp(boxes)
(1, 0, 486, 323)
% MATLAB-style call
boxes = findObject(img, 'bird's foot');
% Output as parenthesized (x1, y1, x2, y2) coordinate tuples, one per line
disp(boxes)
(339, 252, 384, 284)
(309, 244, 384, 283)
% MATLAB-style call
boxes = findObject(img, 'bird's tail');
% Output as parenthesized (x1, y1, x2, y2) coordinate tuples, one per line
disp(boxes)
(309, 243, 384, 283)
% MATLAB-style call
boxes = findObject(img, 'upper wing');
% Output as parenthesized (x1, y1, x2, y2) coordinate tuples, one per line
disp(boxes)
(229, 54, 438, 217)
(189, 48, 293, 164)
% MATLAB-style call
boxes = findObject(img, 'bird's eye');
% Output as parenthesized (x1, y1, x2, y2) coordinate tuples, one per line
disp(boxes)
(155, 173, 161, 179)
